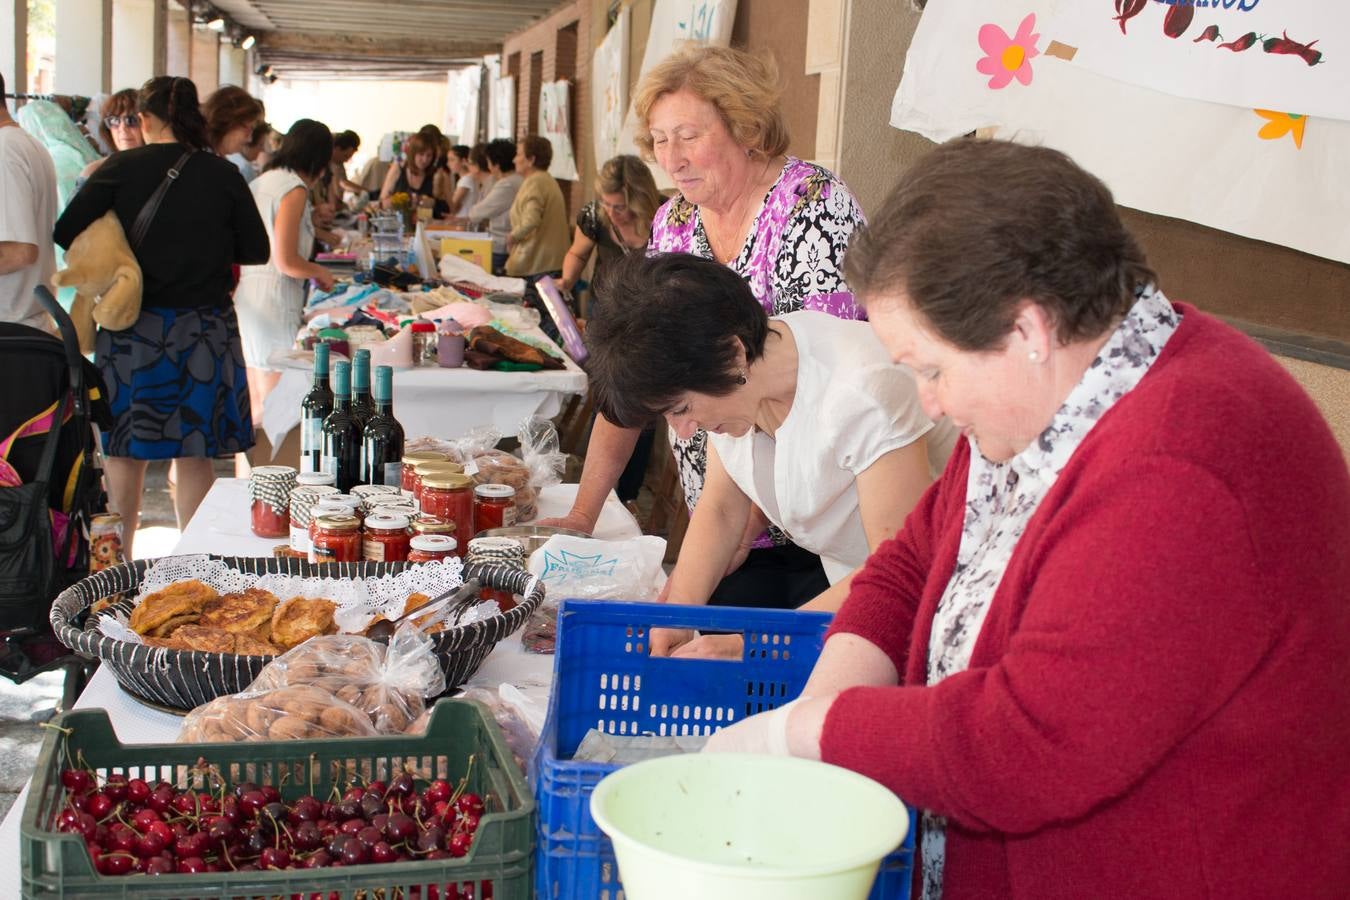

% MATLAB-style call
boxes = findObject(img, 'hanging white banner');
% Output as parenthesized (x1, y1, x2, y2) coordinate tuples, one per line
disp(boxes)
(492, 75, 515, 141)
(889, 2, 1350, 264)
(539, 80, 580, 181)
(592, 7, 631, 166)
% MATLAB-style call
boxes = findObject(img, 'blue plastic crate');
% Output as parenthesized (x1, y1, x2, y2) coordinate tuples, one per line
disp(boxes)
(532, 600, 916, 900)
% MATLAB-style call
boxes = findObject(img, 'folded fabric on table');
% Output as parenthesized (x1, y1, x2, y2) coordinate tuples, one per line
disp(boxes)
(467, 326, 565, 370)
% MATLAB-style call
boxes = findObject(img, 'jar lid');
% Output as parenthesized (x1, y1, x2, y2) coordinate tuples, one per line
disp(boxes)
(314, 514, 360, 531)
(414, 460, 465, 475)
(420, 473, 474, 490)
(350, 484, 400, 499)
(403, 451, 450, 465)
(251, 465, 298, 481)
(474, 483, 516, 499)
(367, 495, 417, 511)
(365, 512, 411, 530)
(325, 494, 363, 508)
(312, 499, 359, 516)
(412, 515, 456, 534)
(296, 472, 337, 486)
(467, 536, 525, 556)
(410, 534, 457, 553)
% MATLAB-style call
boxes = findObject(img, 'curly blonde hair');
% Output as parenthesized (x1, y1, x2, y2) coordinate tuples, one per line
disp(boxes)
(632, 45, 789, 160)
(596, 155, 664, 241)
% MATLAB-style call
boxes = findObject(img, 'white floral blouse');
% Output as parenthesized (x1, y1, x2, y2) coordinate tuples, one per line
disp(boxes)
(920, 286, 1182, 900)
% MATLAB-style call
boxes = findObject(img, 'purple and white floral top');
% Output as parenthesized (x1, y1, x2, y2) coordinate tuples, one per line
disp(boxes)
(647, 157, 867, 545)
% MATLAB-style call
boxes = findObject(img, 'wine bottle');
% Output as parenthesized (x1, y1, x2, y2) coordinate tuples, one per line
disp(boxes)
(320, 360, 363, 492)
(360, 365, 406, 486)
(350, 348, 375, 428)
(298, 342, 333, 474)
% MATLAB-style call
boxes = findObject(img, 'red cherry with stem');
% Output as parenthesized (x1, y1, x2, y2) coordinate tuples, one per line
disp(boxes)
(125, 778, 150, 805)
(134, 832, 167, 859)
(96, 851, 135, 875)
(342, 786, 366, 803)
(260, 846, 292, 869)
(176, 856, 209, 874)
(424, 780, 452, 805)
(289, 796, 322, 823)
(366, 780, 387, 798)
(339, 818, 365, 836)
(260, 785, 281, 805)
(238, 789, 267, 819)
(171, 792, 201, 817)
(432, 801, 451, 822)
(61, 769, 93, 795)
(169, 821, 190, 840)
(339, 840, 368, 865)
(370, 840, 398, 863)
(145, 856, 174, 875)
(147, 786, 174, 814)
(107, 824, 137, 853)
(454, 793, 483, 815)
(293, 821, 323, 851)
(102, 774, 129, 803)
(384, 812, 417, 843)
(388, 773, 415, 797)
(145, 820, 173, 844)
(357, 825, 383, 848)
(233, 781, 259, 799)
(416, 825, 446, 854)
(74, 812, 99, 840)
(448, 831, 472, 858)
(303, 848, 333, 869)
(459, 811, 481, 834)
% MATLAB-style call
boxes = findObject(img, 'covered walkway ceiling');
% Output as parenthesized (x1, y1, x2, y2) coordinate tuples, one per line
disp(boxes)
(210, 0, 561, 79)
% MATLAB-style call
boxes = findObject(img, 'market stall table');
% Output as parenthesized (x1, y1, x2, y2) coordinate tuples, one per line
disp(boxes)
(0, 479, 642, 895)
(260, 342, 587, 449)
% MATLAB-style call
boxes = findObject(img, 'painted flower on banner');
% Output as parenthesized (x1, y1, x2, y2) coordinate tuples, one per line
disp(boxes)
(976, 13, 1041, 89)
(1255, 110, 1307, 149)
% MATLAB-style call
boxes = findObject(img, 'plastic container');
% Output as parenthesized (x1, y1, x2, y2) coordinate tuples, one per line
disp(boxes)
(532, 600, 916, 900)
(591, 753, 908, 900)
(20, 701, 534, 899)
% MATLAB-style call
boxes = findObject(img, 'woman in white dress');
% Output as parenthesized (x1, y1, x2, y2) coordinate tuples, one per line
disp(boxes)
(233, 119, 337, 418)
(586, 252, 957, 657)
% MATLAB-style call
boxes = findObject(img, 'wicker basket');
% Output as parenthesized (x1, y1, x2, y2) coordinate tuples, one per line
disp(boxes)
(49, 555, 543, 711)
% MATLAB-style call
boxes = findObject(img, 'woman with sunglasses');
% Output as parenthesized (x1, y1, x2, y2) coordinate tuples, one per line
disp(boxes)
(78, 90, 144, 182)
(559, 155, 663, 306)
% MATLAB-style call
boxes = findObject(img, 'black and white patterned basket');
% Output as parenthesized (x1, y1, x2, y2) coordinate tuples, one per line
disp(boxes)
(49, 555, 544, 711)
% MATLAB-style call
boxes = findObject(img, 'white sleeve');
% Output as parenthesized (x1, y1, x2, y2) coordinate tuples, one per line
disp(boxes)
(830, 366, 935, 476)
(0, 144, 41, 245)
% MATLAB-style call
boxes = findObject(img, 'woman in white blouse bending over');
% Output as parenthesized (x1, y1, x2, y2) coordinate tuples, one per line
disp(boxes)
(585, 252, 957, 656)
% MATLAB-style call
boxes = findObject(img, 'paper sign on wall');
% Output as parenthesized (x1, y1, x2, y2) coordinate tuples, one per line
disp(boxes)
(593, 7, 631, 165)
(539, 80, 580, 181)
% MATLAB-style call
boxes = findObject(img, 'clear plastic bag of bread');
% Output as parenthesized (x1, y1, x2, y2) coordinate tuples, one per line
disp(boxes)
(469, 418, 564, 522)
(177, 624, 447, 741)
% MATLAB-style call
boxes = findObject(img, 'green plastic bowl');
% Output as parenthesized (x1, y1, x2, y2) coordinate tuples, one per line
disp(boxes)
(590, 753, 908, 900)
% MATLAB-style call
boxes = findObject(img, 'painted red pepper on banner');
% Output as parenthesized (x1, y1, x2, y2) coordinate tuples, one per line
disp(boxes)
(1218, 32, 1260, 52)
(1263, 32, 1324, 66)
(1162, 4, 1194, 39)
(1192, 25, 1222, 44)
(1113, 0, 1148, 36)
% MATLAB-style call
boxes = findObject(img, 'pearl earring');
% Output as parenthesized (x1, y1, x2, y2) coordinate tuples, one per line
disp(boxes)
(1028, 351, 1041, 363)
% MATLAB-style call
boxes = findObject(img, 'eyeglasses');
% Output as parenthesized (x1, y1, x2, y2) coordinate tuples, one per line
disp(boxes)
(104, 115, 141, 128)
(600, 200, 629, 214)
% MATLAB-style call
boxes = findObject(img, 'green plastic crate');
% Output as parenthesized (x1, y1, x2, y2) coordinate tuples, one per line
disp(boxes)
(20, 699, 533, 899)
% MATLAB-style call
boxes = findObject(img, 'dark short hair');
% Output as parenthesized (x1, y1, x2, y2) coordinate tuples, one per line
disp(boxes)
(201, 85, 263, 153)
(98, 89, 139, 150)
(521, 134, 553, 172)
(265, 119, 333, 180)
(845, 139, 1157, 351)
(334, 129, 360, 151)
(451, 144, 470, 159)
(586, 252, 770, 428)
(469, 142, 489, 170)
(485, 138, 516, 172)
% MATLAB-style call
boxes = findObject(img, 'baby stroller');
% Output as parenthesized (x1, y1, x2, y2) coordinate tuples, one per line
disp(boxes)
(0, 286, 110, 709)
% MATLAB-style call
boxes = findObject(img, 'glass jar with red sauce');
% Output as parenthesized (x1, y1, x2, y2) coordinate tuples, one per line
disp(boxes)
(412, 461, 464, 506)
(362, 512, 412, 562)
(249, 466, 297, 538)
(419, 473, 474, 553)
(472, 483, 517, 535)
(309, 513, 362, 563)
(401, 451, 450, 495)
(407, 534, 458, 563)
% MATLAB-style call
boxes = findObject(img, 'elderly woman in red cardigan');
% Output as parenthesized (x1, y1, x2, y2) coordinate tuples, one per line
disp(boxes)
(705, 139, 1350, 900)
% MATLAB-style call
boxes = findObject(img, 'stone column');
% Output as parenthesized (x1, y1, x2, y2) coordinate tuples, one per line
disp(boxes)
(54, 0, 107, 94)
(111, 0, 155, 89)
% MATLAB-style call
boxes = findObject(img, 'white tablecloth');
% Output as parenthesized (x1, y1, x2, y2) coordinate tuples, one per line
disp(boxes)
(260, 347, 587, 450)
(0, 479, 640, 895)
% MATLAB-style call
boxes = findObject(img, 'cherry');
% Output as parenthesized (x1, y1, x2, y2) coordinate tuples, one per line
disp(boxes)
(293, 821, 323, 851)
(244, 827, 270, 855)
(145, 820, 173, 844)
(337, 799, 362, 820)
(85, 792, 115, 820)
(125, 778, 150, 805)
(327, 833, 356, 858)
(130, 807, 161, 830)
(370, 813, 391, 833)
(459, 812, 481, 834)
(103, 774, 129, 802)
(424, 780, 452, 806)
(145, 855, 174, 876)
(220, 796, 241, 823)
(173, 833, 206, 858)
(424, 849, 452, 860)
(147, 785, 175, 814)
(238, 789, 268, 819)
(384, 813, 417, 843)
(360, 792, 384, 820)
(289, 796, 322, 823)
(234, 781, 260, 799)
(134, 831, 167, 859)
(207, 818, 238, 848)
(366, 780, 387, 798)
(60, 769, 93, 795)
(370, 840, 398, 864)
(432, 801, 452, 822)
(416, 825, 446, 854)
(262, 802, 289, 827)
(260, 846, 292, 870)
(57, 808, 81, 830)
(321, 802, 340, 821)
(303, 849, 333, 869)
(171, 792, 202, 817)
(339, 818, 366, 836)
(261, 785, 282, 805)
(388, 773, 415, 797)
(170, 821, 191, 841)
(96, 851, 134, 875)
(455, 793, 484, 816)
(339, 840, 368, 866)
(448, 831, 472, 858)
(342, 786, 366, 803)
(400, 794, 422, 816)
(176, 856, 209, 875)
(106, 824, 137, 853)
(357, 825, 383, 848)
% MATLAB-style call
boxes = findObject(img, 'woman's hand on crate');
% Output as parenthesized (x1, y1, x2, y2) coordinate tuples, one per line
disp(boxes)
(647, 626, 695, 656)
(671, 633, 745, 660)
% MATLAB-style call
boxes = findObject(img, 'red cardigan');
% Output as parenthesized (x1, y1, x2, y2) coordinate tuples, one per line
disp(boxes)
(822, 307, 1350, 899)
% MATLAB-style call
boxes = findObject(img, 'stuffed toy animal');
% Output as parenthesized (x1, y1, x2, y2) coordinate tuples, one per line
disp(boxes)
(52, 211, 142, 353)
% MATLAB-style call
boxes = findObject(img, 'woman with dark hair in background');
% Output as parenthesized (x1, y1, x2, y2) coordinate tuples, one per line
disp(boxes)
(233, 119, 337, 418)
(468, 138, 523, 273)
(448, 143, 488, 218)
(54, 76, 269, 558)
(505, 134, 569, 277)
(78, 89, 144, 182)
(202, 85, 264, 157)
(379, 131, 439, 215)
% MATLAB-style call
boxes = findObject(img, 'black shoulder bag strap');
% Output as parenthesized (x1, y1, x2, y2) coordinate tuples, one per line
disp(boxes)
(129, 149, 195, 252)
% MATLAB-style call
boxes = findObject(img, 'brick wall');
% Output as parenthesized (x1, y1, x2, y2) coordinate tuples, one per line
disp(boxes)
(502, 0, 594, 219)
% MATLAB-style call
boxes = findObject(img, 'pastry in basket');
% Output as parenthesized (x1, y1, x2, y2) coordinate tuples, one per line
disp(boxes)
(199, 587, 280, 639)
(233, 633, 281, 656)
(160, 624, 236, 654)
(271, 597, 338, 650)
(128, 579, 218, 637)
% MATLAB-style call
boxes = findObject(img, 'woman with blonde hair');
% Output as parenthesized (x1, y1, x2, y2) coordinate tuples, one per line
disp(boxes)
(540, 45, 868, 610)
(559, 154, 663, 303)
